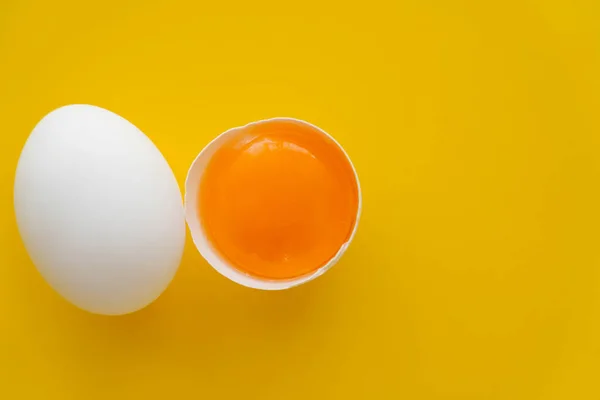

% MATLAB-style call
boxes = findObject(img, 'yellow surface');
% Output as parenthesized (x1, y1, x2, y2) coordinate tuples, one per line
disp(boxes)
(1, 1, 600, 398)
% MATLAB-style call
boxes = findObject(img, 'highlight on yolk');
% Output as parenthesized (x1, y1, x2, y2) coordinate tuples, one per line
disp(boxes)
(199, 120, 359, 280)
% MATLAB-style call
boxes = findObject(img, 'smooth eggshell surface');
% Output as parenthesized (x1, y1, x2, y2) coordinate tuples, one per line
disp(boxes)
(14, 105, 185, 315)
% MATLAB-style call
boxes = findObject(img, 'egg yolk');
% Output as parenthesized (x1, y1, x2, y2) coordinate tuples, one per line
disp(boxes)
(199, 120, 359, 280)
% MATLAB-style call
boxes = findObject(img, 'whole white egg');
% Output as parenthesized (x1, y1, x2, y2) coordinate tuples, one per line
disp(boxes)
(14, 104, 186, 315)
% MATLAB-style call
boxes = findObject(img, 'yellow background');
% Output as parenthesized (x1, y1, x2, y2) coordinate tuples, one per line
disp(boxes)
(1, 1, 600, 398)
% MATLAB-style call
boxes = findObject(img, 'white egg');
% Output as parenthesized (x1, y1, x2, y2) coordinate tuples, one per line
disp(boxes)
(14, 104, 185, 315)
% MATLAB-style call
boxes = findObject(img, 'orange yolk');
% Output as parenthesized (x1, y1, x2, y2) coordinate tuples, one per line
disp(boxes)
(199, 120, 359, 280)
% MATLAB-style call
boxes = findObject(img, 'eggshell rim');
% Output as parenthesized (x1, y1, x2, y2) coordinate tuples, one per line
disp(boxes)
(184, 117, 362, 290)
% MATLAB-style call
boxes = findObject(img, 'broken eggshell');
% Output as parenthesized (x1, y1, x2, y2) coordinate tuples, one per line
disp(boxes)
(184, 118, 362, 290)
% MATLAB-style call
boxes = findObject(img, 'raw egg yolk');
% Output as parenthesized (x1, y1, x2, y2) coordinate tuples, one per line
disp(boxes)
(199, 120, 359, 280)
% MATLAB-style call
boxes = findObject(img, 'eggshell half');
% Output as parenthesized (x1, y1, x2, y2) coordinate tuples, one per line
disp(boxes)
(184, 118, 362, 290)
